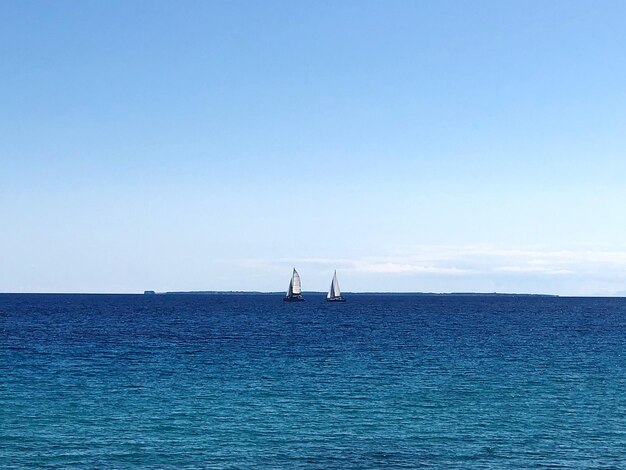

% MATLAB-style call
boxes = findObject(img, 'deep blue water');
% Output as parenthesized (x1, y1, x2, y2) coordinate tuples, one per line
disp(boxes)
(1, 293, 626, 468)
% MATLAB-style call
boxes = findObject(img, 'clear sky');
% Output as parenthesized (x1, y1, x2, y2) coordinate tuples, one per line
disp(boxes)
(2, 1, 626, 295)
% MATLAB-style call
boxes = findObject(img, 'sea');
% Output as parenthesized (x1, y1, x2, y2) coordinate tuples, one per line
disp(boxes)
(1, 293, 625, 468)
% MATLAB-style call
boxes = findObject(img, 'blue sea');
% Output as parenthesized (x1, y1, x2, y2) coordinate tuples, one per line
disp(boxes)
(2, 293, 626, 468)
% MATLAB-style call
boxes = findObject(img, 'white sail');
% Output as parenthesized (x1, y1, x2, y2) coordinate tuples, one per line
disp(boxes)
(327, 270, 341, 299)
(286, 278, 293, 297)
(291, 269, 302, 295)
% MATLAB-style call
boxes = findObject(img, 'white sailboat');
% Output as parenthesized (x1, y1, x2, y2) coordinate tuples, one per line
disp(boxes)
(326, 270, 345, 302)
(284, 268, 305, 301)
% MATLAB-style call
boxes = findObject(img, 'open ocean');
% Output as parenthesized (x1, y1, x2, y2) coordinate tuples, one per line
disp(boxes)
(1, 293, 625, 468)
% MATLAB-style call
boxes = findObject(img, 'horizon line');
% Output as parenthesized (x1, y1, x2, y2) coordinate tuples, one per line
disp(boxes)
(5, 290, 621, 298)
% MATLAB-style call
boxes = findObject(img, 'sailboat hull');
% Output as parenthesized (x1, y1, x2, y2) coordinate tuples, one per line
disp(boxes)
(284, 295, 305, 302)
(326, 297, 346, 302)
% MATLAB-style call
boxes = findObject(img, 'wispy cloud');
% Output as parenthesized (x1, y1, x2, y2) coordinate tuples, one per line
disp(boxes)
(356, 262, 471, 275)
(242, 245, 626, 277)
(275, 257, 354, 266)
(492, 266, 574, 275)
(232, 245, 626, 295)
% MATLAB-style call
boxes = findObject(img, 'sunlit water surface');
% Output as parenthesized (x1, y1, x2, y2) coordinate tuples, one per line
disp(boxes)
(2, 294, 625, 468)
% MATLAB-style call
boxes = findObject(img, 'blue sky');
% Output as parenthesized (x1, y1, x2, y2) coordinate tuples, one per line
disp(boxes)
(2, 1, 626, 295)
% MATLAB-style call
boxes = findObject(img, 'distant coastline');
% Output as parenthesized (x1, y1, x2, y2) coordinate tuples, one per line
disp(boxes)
(148, 290, 559, 297)
(0, 291, 562, 296)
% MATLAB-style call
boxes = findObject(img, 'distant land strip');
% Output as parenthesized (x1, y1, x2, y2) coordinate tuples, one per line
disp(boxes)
(149, 291, 559, 297)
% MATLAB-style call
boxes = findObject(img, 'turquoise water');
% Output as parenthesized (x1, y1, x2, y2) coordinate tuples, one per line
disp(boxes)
(2, 294, 626, 468)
